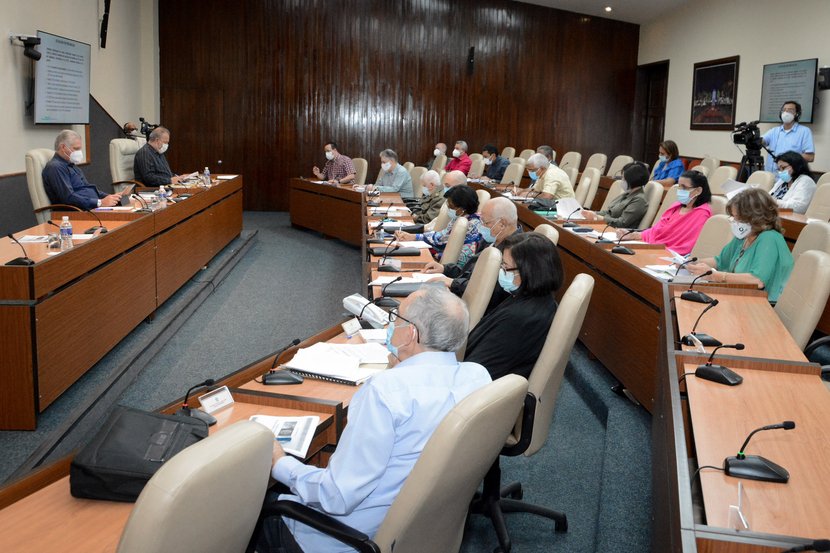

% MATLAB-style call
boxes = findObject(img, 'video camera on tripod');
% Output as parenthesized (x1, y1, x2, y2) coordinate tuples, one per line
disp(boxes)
(732, 121, 763, 151)
(139, 117, 159, 141)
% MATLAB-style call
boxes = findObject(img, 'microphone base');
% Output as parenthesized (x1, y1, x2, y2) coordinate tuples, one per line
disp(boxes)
(5, 257, 35, 266)
(595, 238, 613, 244)
(562, 222, 578, 228)
(724, 455, 789, 483)
(377, 266, 400, 272)
(375, 297, 400, 308)
(611, 245, 635, 255)
(695, 363, 744, 386)
(680, 290, 714, 303)
(84, 226, 108, 234)
(572, 227, 593, 233)
(681, 332, 722, 347)
(263, 370, 305, 385)
(177, 407, 217, 426)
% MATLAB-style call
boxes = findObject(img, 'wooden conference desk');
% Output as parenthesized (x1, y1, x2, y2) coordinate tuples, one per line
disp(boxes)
(0, 177, 243, 430)
(289, 178, 364, 247)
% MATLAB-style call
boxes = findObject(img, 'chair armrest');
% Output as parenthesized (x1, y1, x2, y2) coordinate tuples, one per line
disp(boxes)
(263, 500, 381, 553)
(501, 392, 537, 457)
(804, 335, 830, 359)
(821, 366, 830, 382)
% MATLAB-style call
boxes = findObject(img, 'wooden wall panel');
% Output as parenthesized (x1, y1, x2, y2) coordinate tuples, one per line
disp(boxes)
(159, 0, 640, 211)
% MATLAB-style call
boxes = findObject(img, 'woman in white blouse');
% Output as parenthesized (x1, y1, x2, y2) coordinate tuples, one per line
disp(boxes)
(769, 150, 816, 214)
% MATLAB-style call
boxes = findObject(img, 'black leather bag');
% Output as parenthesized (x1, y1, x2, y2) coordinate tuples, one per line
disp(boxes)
(69, 405, 208, 502)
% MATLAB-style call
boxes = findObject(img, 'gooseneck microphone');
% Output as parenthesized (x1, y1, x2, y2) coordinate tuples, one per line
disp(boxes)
(694, 343, 745, 385)
(611, 229, 637, 255)
(681, 299, 723, 347)
(268, 338, 302, 370)
(44, 203, 108, 234)
(376, 275, 403, 308)
(681, 270, 714, 303)
(177, 378, 217, 426)
(783, 539, 830, 552)
(261, 338, 304, 385)
(5, 233, 35, 266)
(377, 242, 401, 272)
(131, 194, 152, 212)
(561, 207, 581, 228)
(724, 421, 796, 483)
(595, 223, 613, 244)
(674, 256, 698, 276)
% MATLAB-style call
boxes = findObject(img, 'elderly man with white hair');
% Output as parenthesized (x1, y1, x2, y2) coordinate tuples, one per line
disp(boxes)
(262, 284, 491, 553)
(444, 139, 472, 175)
(411, 170, 446, 224)
(42, 130, 123, 209)
(519, 152, 575, 207)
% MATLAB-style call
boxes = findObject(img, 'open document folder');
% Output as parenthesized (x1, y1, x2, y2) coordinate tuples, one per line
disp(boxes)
(249, 415, 320, 458)
(282, 342, 389, 385)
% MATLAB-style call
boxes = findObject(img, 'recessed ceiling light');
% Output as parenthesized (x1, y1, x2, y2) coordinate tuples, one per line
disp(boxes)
(604, 6, 613, 12)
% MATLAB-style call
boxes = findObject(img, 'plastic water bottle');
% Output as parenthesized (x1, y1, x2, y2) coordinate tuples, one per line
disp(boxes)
(59, 216, 74, 251)
(158, 185, 168, 207)
(203, 166, 211, 187)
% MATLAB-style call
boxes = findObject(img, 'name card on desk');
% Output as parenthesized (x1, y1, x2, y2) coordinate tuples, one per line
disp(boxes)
(198, 386, 234, 414)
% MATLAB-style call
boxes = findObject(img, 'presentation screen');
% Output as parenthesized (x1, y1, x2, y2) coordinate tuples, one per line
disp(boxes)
(759, 58, 817, 123)
(34, 31, 91, 124)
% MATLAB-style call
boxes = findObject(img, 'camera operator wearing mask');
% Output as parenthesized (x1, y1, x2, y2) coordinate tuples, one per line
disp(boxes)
(763, 101, 815, 172)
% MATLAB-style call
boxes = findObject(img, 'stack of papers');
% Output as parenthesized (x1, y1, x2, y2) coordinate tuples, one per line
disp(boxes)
(369, 273, 438, 286)
(249, 415, 320, 458)
(555, 198, 585, 219)
(284, 342, 389, 384)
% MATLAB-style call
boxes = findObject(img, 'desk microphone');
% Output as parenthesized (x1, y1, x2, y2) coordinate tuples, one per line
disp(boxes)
(131, 194, 152, 213)
(681, 270, 714, 303)
(377, 242, 401, 272)
(694, 343, 745, 385)
(595, 223, 614, 244)
(376, 276, 403, 308)
(45, 203, 107, 234)
(681, 299, 722, 347)
(5, 233, 35, 266)
(177, 379, 217, 426)
(783, 539, 830, 552)
(561, 208, 581, 228)
(263, 338, 303, 385)
(611, 229, 637, 255)
(674, 256, 698, 276)
(724, 421, 795, 483)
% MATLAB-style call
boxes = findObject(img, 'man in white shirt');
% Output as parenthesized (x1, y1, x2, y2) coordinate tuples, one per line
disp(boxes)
(263, 285, 491, 552)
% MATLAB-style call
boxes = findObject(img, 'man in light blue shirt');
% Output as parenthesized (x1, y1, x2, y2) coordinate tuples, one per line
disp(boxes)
(267, 285, 491, 552)
(370, 148, 414, 199)
(763, 100, 815, 172)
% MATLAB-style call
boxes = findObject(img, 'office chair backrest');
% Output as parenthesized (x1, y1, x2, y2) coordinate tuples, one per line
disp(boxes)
(468, 153, 483, 163)
(710, 195, 727, 216)
(574, 167, 601, 210)
(468, 158, 485, 179)
(116, 421, 273, 553)
(403, 161, 414, 172)
(533, 224, 559, 245)
(654, 185, 678, 221)
(476, 189, 491, 212)
(584, 153, 607, 174)
(518, 149, 534, 161)
(816, 172, 830, 187)
(690, 164, 709, 177)
(431, 154, 447, 172)
(500, 162, 525, 186)
(600, 180, 625, 212)
(563, 166, 578, 190)
(510, 156, 526, 166)
(425, 202, 449, 232)
(440, 217, 469, 266)
(519, 273, 594, 456)
(699, 156, 720, 175)
(805, 183, 830, 222)
(775, 250, 830, 350)
(791, 221, 830, 265)
(708, 165, 737, 195)
(109, 139, 140, 185)
(373, 374, 528, 553)
(746, 170, 776, 193)
(559, 151, 582, 173)
(606, 155, 633, 177)
(25, 148, 56, 224)
(353, 157, 368, 186)
(462, 246, 502, 331)
(690, 214, 731, 260)
(500, 146, 516, 160)
(637, 181, 664, 230)
(408, 166, 426, 197)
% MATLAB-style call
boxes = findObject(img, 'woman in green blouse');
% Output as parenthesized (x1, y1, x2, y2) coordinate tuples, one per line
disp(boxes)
(686, 188, 793, 302)
(580, 162, 649, 228)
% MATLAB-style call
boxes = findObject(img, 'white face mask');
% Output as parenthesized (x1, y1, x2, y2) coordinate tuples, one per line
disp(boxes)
(433, 148, 441, 157)
(68, 149, 84, 164)
(452, 149, 461, 158)
(483, 156, 493, 165)
(382, 161, 392, 172)
(158, 143, 169, 154)
(781, 111, 795, 124)
(325, 151, 335, 161)
(730, 219, 752, 239)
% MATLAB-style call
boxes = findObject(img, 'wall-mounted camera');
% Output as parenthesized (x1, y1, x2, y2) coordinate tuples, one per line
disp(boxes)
(9, 34, 42, 61)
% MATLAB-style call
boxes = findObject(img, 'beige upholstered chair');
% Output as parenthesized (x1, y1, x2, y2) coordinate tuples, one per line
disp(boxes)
(408, 166, 426, 197)
(471, 273, 595, 552)
(25, 148, 56, 224)
(574, 167, 601, 210)
(805, 183, 830, 222)
(637, 181, 664, 229)
(654, 185, 678, 222)
(439, 217, 469, 266)
(518, 149, 534, 161)
(116, 421, 273, 553)
(476, 189, 491, 212)
(462, 247, 502, 330)
(791, 221, 830, 265)
(500, 162, 525, 186)
(431, 154, 447, 172)
(775, 250, 830, 350)
(534, 224, 559, 245)
(353, 157, 368, 186)
(699, 156, 720, 175)
(690, 214, 731, 260)
(605, 155, 633, 177)
(708, 166, 737, 195)
(510, 156, 526, 166)
(691, 164, 709, 177)
(263, 374, 528, 553)
(468, 153, 483, 163)
(746, 170, 776, 193)
(600, 180, 625, 212)
(584, 153, 607, 174)
(403, 161, 414, 172)
(559, 151, 582, 173)
(424, 203, 449, 232)
(468, 158, 485, 179)
(816, 172, 830, 187)
(109, 138, 143, 192)
(501, 146, 516, 159)
(563, 166, 578, 189)
(710, 195, 727, 216)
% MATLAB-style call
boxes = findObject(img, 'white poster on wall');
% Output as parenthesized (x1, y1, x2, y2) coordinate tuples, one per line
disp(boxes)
(34, 30, 91, 124)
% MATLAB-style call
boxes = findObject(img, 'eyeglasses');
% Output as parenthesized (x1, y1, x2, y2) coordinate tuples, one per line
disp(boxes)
(388, 308, 414, 326)
(500, 263, 519, 273)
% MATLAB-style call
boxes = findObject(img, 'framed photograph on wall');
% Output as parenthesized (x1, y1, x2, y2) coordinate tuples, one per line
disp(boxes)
(690, 56, 740, 130)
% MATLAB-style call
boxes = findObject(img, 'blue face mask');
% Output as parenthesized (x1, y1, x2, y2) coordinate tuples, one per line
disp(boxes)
(778, 170, 792, 183)
(385, 324, 398, 357)
(443, 186, 450, 195)
(480, 224, 496, 244)
(658, 155, 668, 164)
(676, 188, 691, 205)
(447, 208, 459, 221)
(528, 171, 538, 181)
(498, 268, 518, 293)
